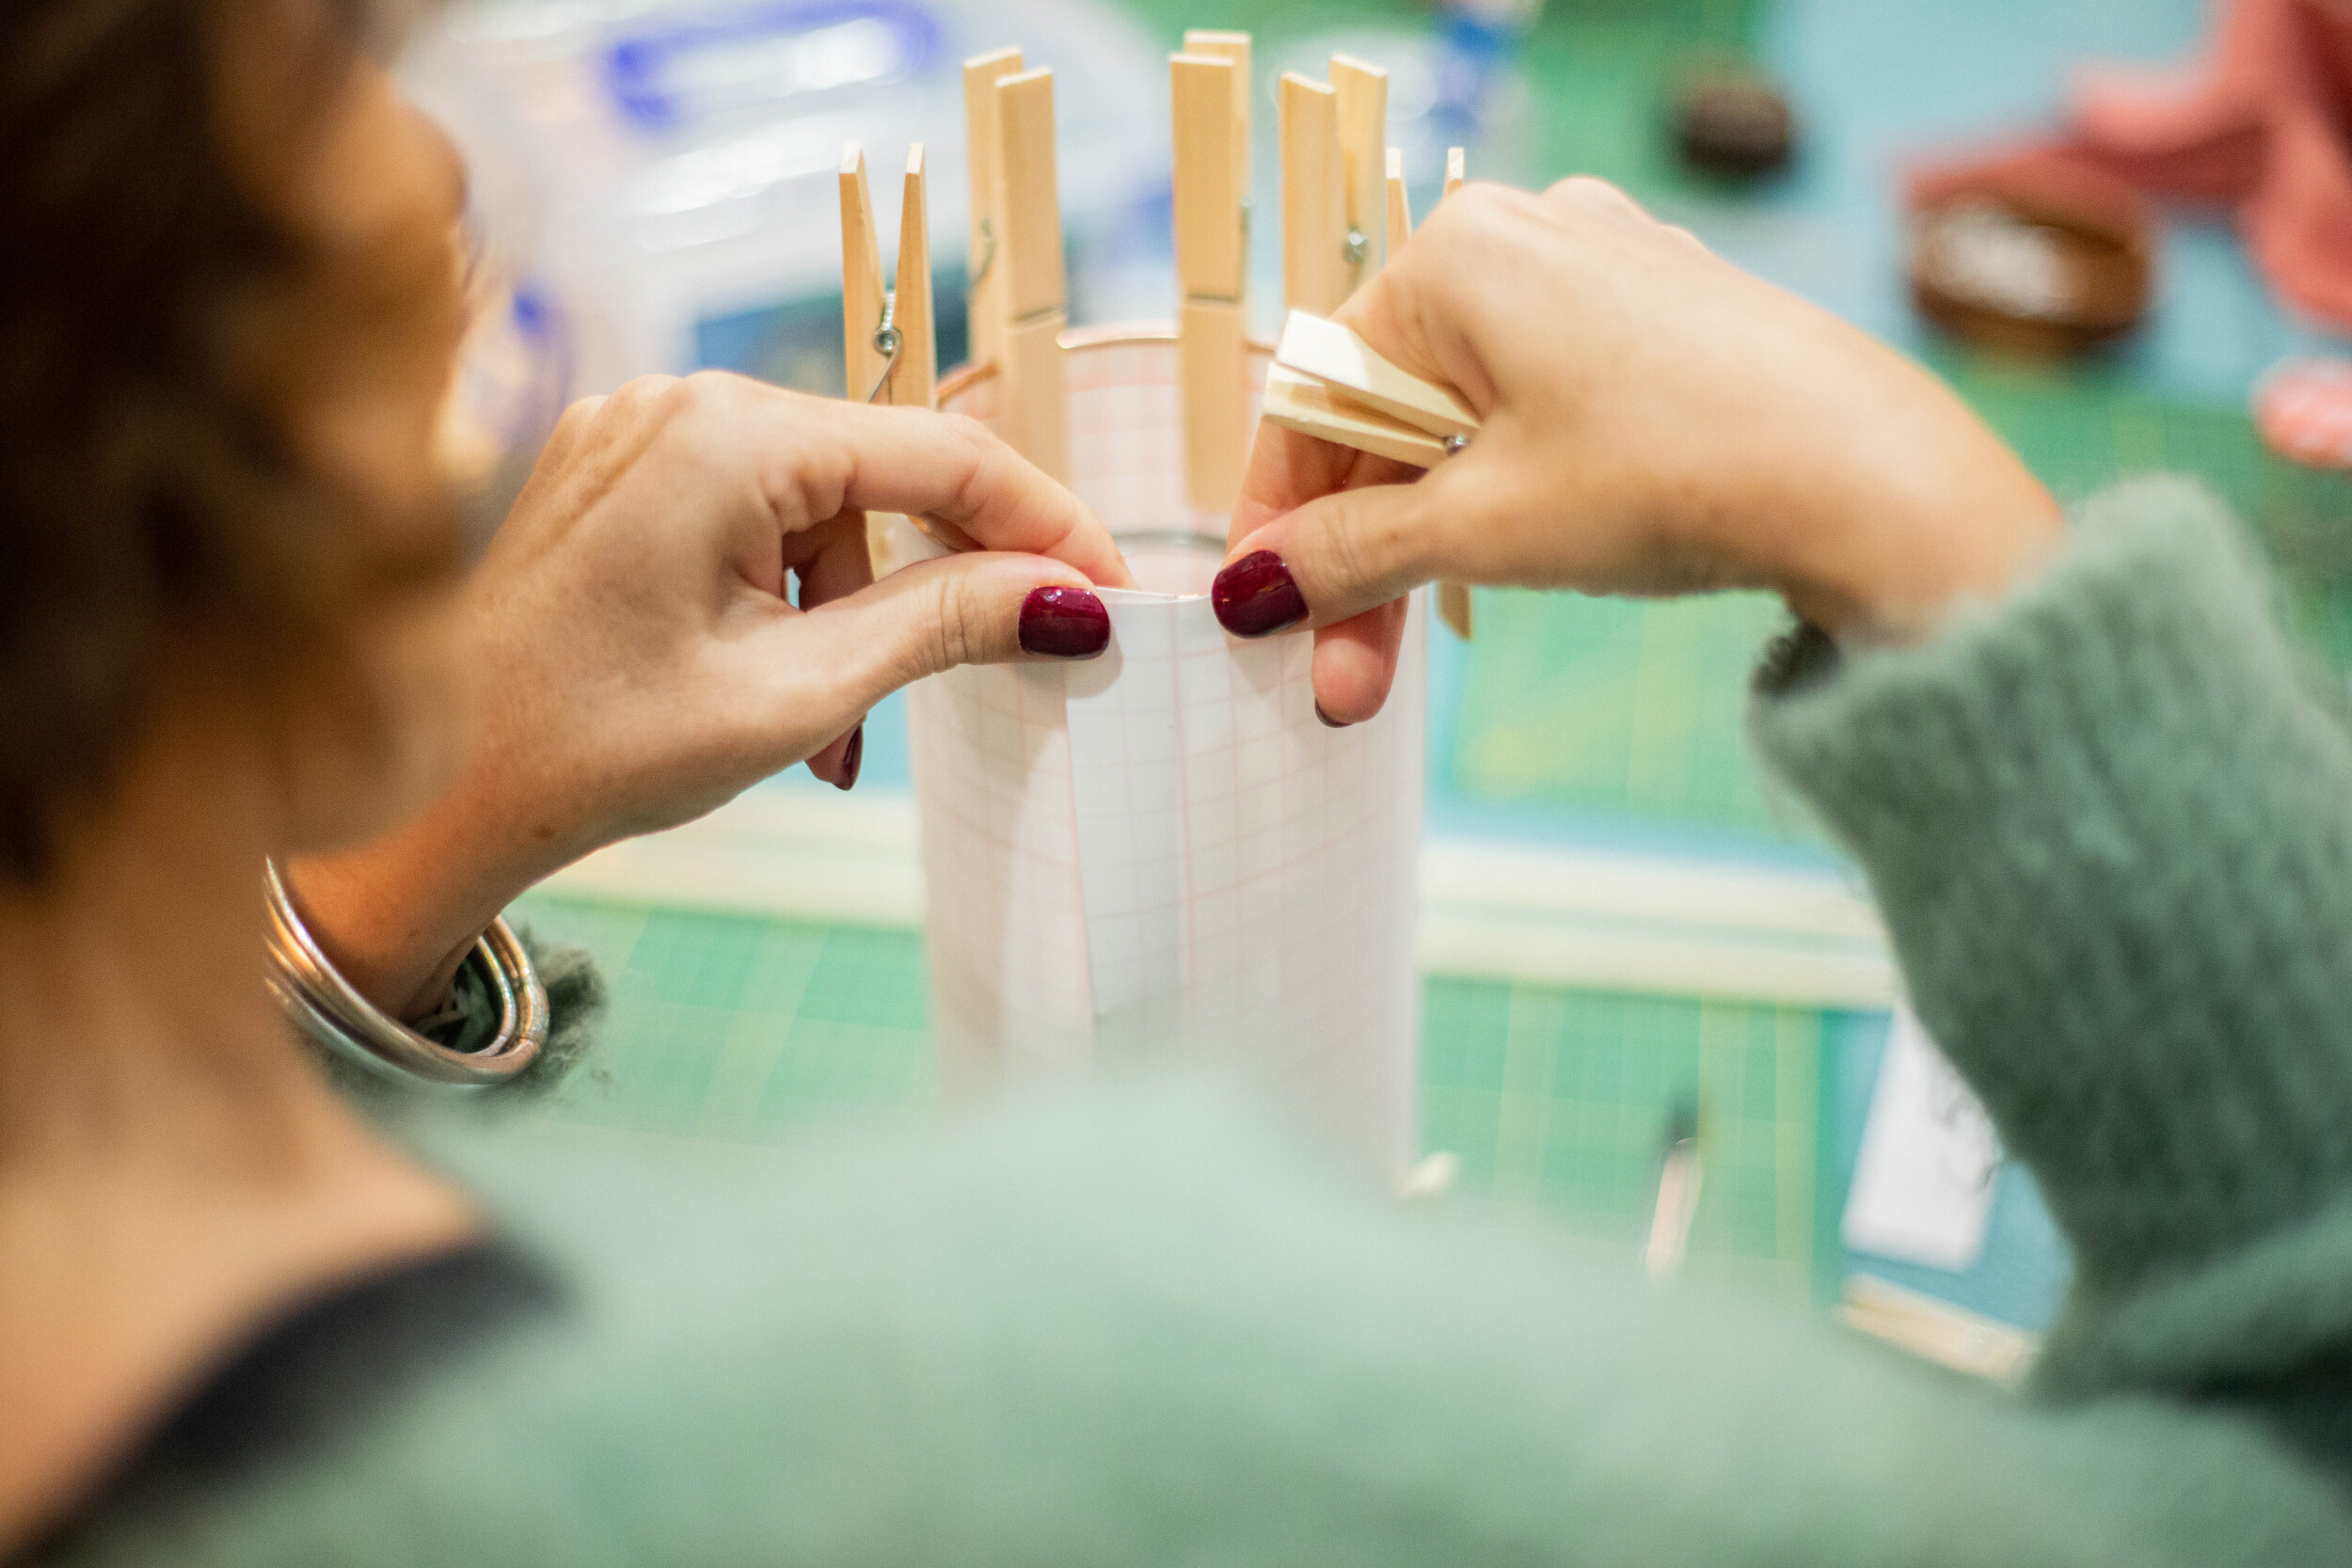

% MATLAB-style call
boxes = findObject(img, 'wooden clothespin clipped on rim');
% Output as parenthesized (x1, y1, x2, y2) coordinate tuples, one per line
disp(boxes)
(1330, 55, 1388, 294)
(839, 146, 889, 406)
(1385, 146, 1410, 263)
(893, 147, 936, 411)
(960, 48, 1024, 369)
(839, 143, 936, 572)
(1279, 72, 1346, 315)
(994, 66, 1070, 482)
(837, 145, 935, 409)
(1181, 30, 1252, 198)
(1171, 41, 1248, 511)
(1262, 309, 1479, 469)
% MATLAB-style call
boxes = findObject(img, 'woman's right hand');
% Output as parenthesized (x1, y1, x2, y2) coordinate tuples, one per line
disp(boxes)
(1217, 177, 2063, 723)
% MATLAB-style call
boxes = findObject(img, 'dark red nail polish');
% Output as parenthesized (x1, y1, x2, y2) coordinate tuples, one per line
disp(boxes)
(1212, 550, 1307, 638)
(1020, 585, 1111, 658)
(1314, 703, 1352, 729)
(835, 724, 864, 792)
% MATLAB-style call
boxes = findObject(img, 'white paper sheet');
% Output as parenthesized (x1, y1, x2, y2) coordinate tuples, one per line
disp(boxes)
(887, 336, 1424, 1170)
(1842, 1004, 2002, 1271)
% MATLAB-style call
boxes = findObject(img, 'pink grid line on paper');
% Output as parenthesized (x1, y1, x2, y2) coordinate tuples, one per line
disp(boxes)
(895, 337, 1422, 1171)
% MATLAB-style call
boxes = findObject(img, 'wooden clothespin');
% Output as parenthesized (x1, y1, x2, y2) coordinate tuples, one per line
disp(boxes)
(893, 145, 935, 411)
(1181, 29, 1251, 199)
(839, 143, 936, 573)
(838, 144, 934, 407)
(1329, 55, 1387, 293)
(1279, 72, 1346, 315)
(1261, 309, 1478, 467)
(995, 66, 1069, 481)
(1385, 146, 1410, 258)
(1172, 48, 1246, 511)
(839, 146, 889, 405)
(961, 48, 1024, 368)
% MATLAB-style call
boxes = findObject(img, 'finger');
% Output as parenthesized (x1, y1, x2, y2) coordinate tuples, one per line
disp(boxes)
(1541, 173, 1651, 223)
(1214, 473, 1444, 638)
(732, 551, 1115, 768)
(1230, 420, 1420, 548)
(1311, 601, 1408, 725)
(501, 392, 611, 522)
(541, 393, 609, 467)
(787, 515, 877, 789)
(789, 510, 874, 613)
(776, 396, 1136, 589)
(803, 721, 863, 790)
(508, 379, 691, 542)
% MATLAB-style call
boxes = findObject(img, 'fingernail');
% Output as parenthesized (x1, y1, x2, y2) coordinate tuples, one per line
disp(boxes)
(1314, 703, 1353, 729)
(1212, 550, 1307, 638)
(1019, 585, 1111, 658)
(835, 724, 864, 792)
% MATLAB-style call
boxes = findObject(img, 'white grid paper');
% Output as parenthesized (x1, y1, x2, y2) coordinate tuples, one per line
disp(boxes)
(888, 337, 1423, 1168)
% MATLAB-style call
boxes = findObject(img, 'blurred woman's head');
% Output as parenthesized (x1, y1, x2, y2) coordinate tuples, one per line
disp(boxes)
(0, 0, 470, 887)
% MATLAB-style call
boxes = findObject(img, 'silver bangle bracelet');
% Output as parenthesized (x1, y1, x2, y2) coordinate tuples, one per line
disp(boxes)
(262, 859, 545, 1089)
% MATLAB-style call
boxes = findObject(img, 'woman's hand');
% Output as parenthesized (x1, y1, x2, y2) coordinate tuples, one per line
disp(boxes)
(1216, 177, 2063, 722)
(289, 372, 1133, 1018)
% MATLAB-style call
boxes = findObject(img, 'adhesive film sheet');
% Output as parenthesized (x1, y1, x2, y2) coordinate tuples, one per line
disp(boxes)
(887, 335, 1423, 1170)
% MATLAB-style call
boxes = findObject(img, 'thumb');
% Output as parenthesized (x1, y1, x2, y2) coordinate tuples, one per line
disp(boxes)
(788, 550, 1113, 726)
(1212, 474, 1444, 640)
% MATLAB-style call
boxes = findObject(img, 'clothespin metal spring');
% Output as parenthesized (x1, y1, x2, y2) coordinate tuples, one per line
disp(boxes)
(864, 293, 901, 404)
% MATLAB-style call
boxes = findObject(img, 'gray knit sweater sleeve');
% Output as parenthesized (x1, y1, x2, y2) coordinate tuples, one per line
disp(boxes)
(1754, 477, 2352, 1432)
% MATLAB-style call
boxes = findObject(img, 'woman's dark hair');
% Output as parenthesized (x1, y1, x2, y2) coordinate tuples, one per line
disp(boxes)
(0, 0, 448, 881)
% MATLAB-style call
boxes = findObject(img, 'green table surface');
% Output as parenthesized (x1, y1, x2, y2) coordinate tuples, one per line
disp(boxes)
(516, 893, 1839, 1300)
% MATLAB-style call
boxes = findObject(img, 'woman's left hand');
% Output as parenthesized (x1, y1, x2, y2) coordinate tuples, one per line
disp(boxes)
(286, 372, 1132, 1018)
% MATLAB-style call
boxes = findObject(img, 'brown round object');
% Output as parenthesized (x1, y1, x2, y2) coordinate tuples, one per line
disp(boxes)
(1903, 149, 2153, 355)
(1674, 69, 1796, 180)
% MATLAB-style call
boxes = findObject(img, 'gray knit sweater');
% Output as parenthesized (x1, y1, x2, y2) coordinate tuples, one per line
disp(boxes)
(27, 478, 2352, 1564)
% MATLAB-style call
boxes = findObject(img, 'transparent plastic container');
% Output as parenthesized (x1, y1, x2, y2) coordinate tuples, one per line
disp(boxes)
(406, 0, 1171, 396)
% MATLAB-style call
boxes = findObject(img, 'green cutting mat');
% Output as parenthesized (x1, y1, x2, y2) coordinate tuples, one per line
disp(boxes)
(517, 894, 1829, 1297)
(516, 900, 930, 1146)
(1951, 356, 2352, 683)
(1451, 590, 1806, 843)
(1421, 977, 1826, 1297)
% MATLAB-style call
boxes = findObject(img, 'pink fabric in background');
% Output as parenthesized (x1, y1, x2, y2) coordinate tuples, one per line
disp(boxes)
(2071, 0, 2352, 332)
